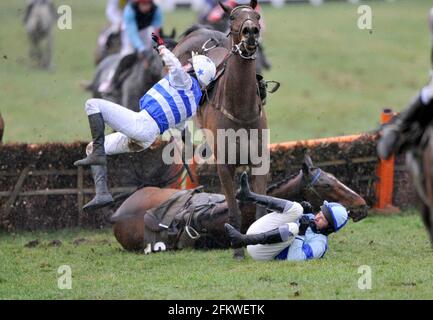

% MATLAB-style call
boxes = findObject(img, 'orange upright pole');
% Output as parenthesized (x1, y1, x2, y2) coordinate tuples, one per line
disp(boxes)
(375, 109, 398, 211)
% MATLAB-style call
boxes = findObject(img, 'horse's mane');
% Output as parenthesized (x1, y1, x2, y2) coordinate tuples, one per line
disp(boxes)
(180, 24, 215, 39)
(266, 171, 301, 193)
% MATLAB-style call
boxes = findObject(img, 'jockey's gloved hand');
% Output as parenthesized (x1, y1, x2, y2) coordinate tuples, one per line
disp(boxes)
(152, 33, 165, 49)
(300, 201, 314, 214)
(298, 215, 313, 236)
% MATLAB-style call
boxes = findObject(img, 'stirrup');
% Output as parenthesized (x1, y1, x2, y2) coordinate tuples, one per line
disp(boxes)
(266, 81, 280, 94)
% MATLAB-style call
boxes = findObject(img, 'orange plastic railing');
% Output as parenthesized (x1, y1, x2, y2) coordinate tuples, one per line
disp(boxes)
(374, 109, 396, 209)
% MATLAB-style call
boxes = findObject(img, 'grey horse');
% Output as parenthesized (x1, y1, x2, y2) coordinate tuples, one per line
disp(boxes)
(23, 0, 57, 70)
(86, 30, 177, 111)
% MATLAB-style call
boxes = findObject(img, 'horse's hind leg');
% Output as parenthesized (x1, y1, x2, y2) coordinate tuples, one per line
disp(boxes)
(28, 37, 40, 67)
(41, 31, 53, 69)
(420, 204, 433, 244)
(251, 173, 268, 220)
(217, 164, 244, 259)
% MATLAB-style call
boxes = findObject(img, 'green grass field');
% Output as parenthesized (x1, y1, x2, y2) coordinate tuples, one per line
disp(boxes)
(2, 1, 433, 300)
(1, 212, 432, 299)
(2, 0, 433, 143)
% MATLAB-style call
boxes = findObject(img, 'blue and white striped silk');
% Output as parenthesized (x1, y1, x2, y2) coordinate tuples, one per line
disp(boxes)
(139, 75, 202, 134)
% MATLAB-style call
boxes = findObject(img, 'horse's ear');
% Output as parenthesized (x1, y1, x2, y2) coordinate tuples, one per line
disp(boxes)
(219, 1, 232, 14)
(171, 28, 177, 39)
(302, 162, 310, 176)
(304, 153, 314, 169)
(250, 0, 258, 9)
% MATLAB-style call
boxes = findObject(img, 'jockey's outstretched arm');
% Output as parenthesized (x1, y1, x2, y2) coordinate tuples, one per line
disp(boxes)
(158, 46, 193, 90)
(106, 0, 123, 28)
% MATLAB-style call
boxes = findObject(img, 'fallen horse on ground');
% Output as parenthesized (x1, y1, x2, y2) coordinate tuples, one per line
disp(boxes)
(110, 155, 368, 252)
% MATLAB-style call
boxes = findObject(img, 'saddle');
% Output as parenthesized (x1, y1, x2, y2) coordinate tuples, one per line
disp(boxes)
(142, 187, 227, 253)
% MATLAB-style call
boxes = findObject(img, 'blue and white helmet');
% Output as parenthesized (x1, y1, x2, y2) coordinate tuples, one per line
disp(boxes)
(320, 201, 349, 233)
(191, 52, 216, 87)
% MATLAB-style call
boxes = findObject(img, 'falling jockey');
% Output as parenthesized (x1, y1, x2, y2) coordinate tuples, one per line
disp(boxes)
(225, 172, 349, 261)
(74, 33, 217, 211)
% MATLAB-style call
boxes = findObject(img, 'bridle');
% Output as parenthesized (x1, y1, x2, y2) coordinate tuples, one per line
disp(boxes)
(199, 5, 263, 125)
(301, 168, 362, 219)
(301, 168, 323, 201)
(227, 5, 261, 60)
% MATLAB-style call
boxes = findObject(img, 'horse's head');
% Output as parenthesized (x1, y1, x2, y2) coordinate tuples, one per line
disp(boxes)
(160, 28, 178, 51)
(299, 154, 369, 222)
(219, 0, 261, 58)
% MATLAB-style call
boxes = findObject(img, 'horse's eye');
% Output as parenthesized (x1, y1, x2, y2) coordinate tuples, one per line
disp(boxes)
(255, 13, 261, 20)
(230, 15, 235, 21)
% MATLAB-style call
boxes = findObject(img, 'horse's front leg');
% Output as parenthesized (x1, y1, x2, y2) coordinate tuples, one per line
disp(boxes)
(251, 172, 269, 220)
(217, 164, 244, 259)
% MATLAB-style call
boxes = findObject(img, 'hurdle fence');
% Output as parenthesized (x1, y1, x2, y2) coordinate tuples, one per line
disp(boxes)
(0, 110, 413, 231)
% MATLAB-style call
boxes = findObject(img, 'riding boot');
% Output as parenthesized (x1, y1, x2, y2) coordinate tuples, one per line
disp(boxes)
(83, 165, 114, 212)
(224, 223, 284, 249)
(74, 113, 107, 166)
(377, 95, 426, 160)
(236, 172, 290, 213)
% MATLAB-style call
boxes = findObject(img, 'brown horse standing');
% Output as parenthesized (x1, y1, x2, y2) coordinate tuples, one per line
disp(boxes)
(174, 0, 268, 259)
(111, 155, 369, 252)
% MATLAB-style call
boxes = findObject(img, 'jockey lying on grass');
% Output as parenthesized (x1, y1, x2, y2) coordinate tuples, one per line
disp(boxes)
(74, 33, 216, 211)
(225, 172, 349, 261)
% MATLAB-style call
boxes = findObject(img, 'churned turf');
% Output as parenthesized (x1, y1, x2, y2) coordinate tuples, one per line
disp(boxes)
(0, 211, 432, 299)
(2, 0, 433, 143)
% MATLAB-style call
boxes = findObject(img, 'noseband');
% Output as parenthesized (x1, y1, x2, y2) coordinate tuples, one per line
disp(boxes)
(228, 6, 260, 60)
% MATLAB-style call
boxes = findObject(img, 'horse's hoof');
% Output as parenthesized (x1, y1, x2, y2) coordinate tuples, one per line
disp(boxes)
(233, 248, 245, 260)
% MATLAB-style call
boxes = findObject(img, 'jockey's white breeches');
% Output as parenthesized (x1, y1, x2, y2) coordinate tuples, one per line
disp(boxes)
(246, 202, 303, 261)
(84, 98, 160, 155)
